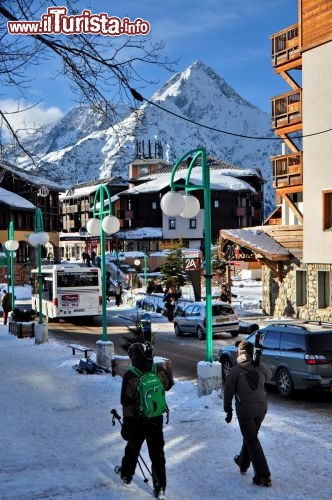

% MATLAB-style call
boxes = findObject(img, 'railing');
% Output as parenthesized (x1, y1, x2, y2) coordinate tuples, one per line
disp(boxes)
(271, 90, 302, 129)
(271, 23, 300, 68)
(272, 152, 303, 189)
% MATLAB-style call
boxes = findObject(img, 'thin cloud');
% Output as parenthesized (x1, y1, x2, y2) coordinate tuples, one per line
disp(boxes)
(0, 99, 64, 138)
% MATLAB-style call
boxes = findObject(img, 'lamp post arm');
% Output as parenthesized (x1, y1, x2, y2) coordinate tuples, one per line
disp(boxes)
(92, 184, 112, 218)
(169, 148, 203, 189)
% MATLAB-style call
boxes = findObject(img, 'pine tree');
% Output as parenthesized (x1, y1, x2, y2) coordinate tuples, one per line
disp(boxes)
(160, 249, 188, 295)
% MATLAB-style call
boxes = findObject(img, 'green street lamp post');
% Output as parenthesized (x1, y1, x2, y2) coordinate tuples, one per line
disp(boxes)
(28, 208, 49, 326)
(160, 148, 221, 395)
(87, 185, 120, 348)
(4, 220, 19, 312)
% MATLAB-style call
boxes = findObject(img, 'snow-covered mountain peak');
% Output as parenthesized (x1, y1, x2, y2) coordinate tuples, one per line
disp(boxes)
(12, 61, 279, 214)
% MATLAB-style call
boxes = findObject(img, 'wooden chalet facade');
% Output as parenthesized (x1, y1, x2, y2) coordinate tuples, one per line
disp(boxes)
(59, 177, 128, 260)
(0, 160, 62, 284)
(117, 157, 264, 252)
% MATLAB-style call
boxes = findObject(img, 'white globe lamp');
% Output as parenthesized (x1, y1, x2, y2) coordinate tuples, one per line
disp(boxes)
(5, 239, 19, 251)
(102, 215, 120, 234)
(180, 194, 200, 218)
(160, 191, 185, 216)
(87, 217, 101, 236)
(35, 232, 49, 245)
(28, 233, 39, 247)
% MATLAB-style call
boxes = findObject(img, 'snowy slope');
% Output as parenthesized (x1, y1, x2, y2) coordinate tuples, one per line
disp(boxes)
(17, 61, 280, 212)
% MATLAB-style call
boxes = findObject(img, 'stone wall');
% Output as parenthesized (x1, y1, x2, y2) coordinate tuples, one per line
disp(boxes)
(261, 262, 297, 317)
(297, 263, 332, 322)
(262, 261, 332, 322)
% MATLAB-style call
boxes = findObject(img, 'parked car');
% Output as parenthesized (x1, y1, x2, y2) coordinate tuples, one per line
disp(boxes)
(218, 321, 332, 397)
(173, 300, 239, 340)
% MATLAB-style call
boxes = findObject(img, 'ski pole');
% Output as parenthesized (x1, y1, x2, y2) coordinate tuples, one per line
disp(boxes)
(110, 408, 152, 482)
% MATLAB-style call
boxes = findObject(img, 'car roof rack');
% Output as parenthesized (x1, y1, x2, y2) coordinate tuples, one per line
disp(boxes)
(267, 322, 308, 330)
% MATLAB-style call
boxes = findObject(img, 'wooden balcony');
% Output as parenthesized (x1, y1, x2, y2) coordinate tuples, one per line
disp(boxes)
(271, 23, 301, 71)
(272, 152, 303, 189)
(271, 90, 302, 133)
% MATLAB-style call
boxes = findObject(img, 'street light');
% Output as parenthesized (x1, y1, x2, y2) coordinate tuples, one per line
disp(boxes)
(134, 252, 148, 287)
(4, 220, 19, 312)
(87, 185, 120, 366)
(28, 208, 49, 344)
(28, 208, 49, 325)
(160, 148, 220, 396)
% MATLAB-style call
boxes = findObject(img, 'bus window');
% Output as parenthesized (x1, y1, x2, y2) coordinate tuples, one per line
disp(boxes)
(57, 271, 99, 287)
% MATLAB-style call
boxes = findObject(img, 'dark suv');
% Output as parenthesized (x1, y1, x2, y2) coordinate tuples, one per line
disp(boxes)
(218, 322, 332, 398)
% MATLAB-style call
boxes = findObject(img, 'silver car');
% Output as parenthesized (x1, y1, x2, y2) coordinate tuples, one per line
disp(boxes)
(173, 300, 239, 340)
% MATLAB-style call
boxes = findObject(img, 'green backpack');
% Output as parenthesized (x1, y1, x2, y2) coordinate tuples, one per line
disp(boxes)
(130, 363, 167, 418)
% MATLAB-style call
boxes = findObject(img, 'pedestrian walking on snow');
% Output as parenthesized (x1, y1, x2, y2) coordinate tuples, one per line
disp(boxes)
(116, 342, 174, 498)
(114, 282, 122, 306)
(223, 340, 272, 487)
(1, 290, 13, 325)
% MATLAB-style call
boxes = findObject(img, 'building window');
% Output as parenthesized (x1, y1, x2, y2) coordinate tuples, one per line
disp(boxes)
(323, 190, 332, 230)
(189, 219, 197, 229)
(152, 201, 157, 209)
(169, 219, 176, 230)
(296, 270, 307, 306)
(317, 271, 330, 308)
(214, 200, 220, 208)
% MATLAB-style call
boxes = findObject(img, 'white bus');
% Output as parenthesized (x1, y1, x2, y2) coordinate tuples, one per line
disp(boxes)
(31, 264, 102, 322)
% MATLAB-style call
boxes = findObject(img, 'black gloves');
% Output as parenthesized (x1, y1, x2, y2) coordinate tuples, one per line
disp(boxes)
(225, 410, 233, 423)
(121, 417, 133, 441)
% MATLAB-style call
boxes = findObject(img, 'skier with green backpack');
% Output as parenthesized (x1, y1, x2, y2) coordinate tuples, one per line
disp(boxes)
(115, 342, 174, 499)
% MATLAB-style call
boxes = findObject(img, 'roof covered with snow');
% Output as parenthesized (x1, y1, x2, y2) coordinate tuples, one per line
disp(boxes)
(220, 225, 303, 261)
(0, 187, 36, 210)
(0, 160, 63, 191)
(59, 177, 128, 201)
(119, 168, 257, 196)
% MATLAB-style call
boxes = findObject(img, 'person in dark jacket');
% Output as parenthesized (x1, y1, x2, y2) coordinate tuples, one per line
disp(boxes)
(163, 287, 177, 321)
(117, 343, 174, 499)
(114, 282, 122, 306)
(223, 340, 272, 487)
(1, 290, 12, 325)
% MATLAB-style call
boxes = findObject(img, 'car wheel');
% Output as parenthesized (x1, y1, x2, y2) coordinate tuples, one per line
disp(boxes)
(276, 368, 294, 398)
(221, 357, 233, 382)
(174, 323, 182, 336)
(197, 326, 205, 341)
(230, 331, 239, 338)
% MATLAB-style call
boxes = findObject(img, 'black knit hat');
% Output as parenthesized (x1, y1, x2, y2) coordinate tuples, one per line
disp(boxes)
(128, 342, 152, 360)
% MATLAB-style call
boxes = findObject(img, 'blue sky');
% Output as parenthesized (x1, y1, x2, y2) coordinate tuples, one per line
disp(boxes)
(2, 0, 299, 133)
